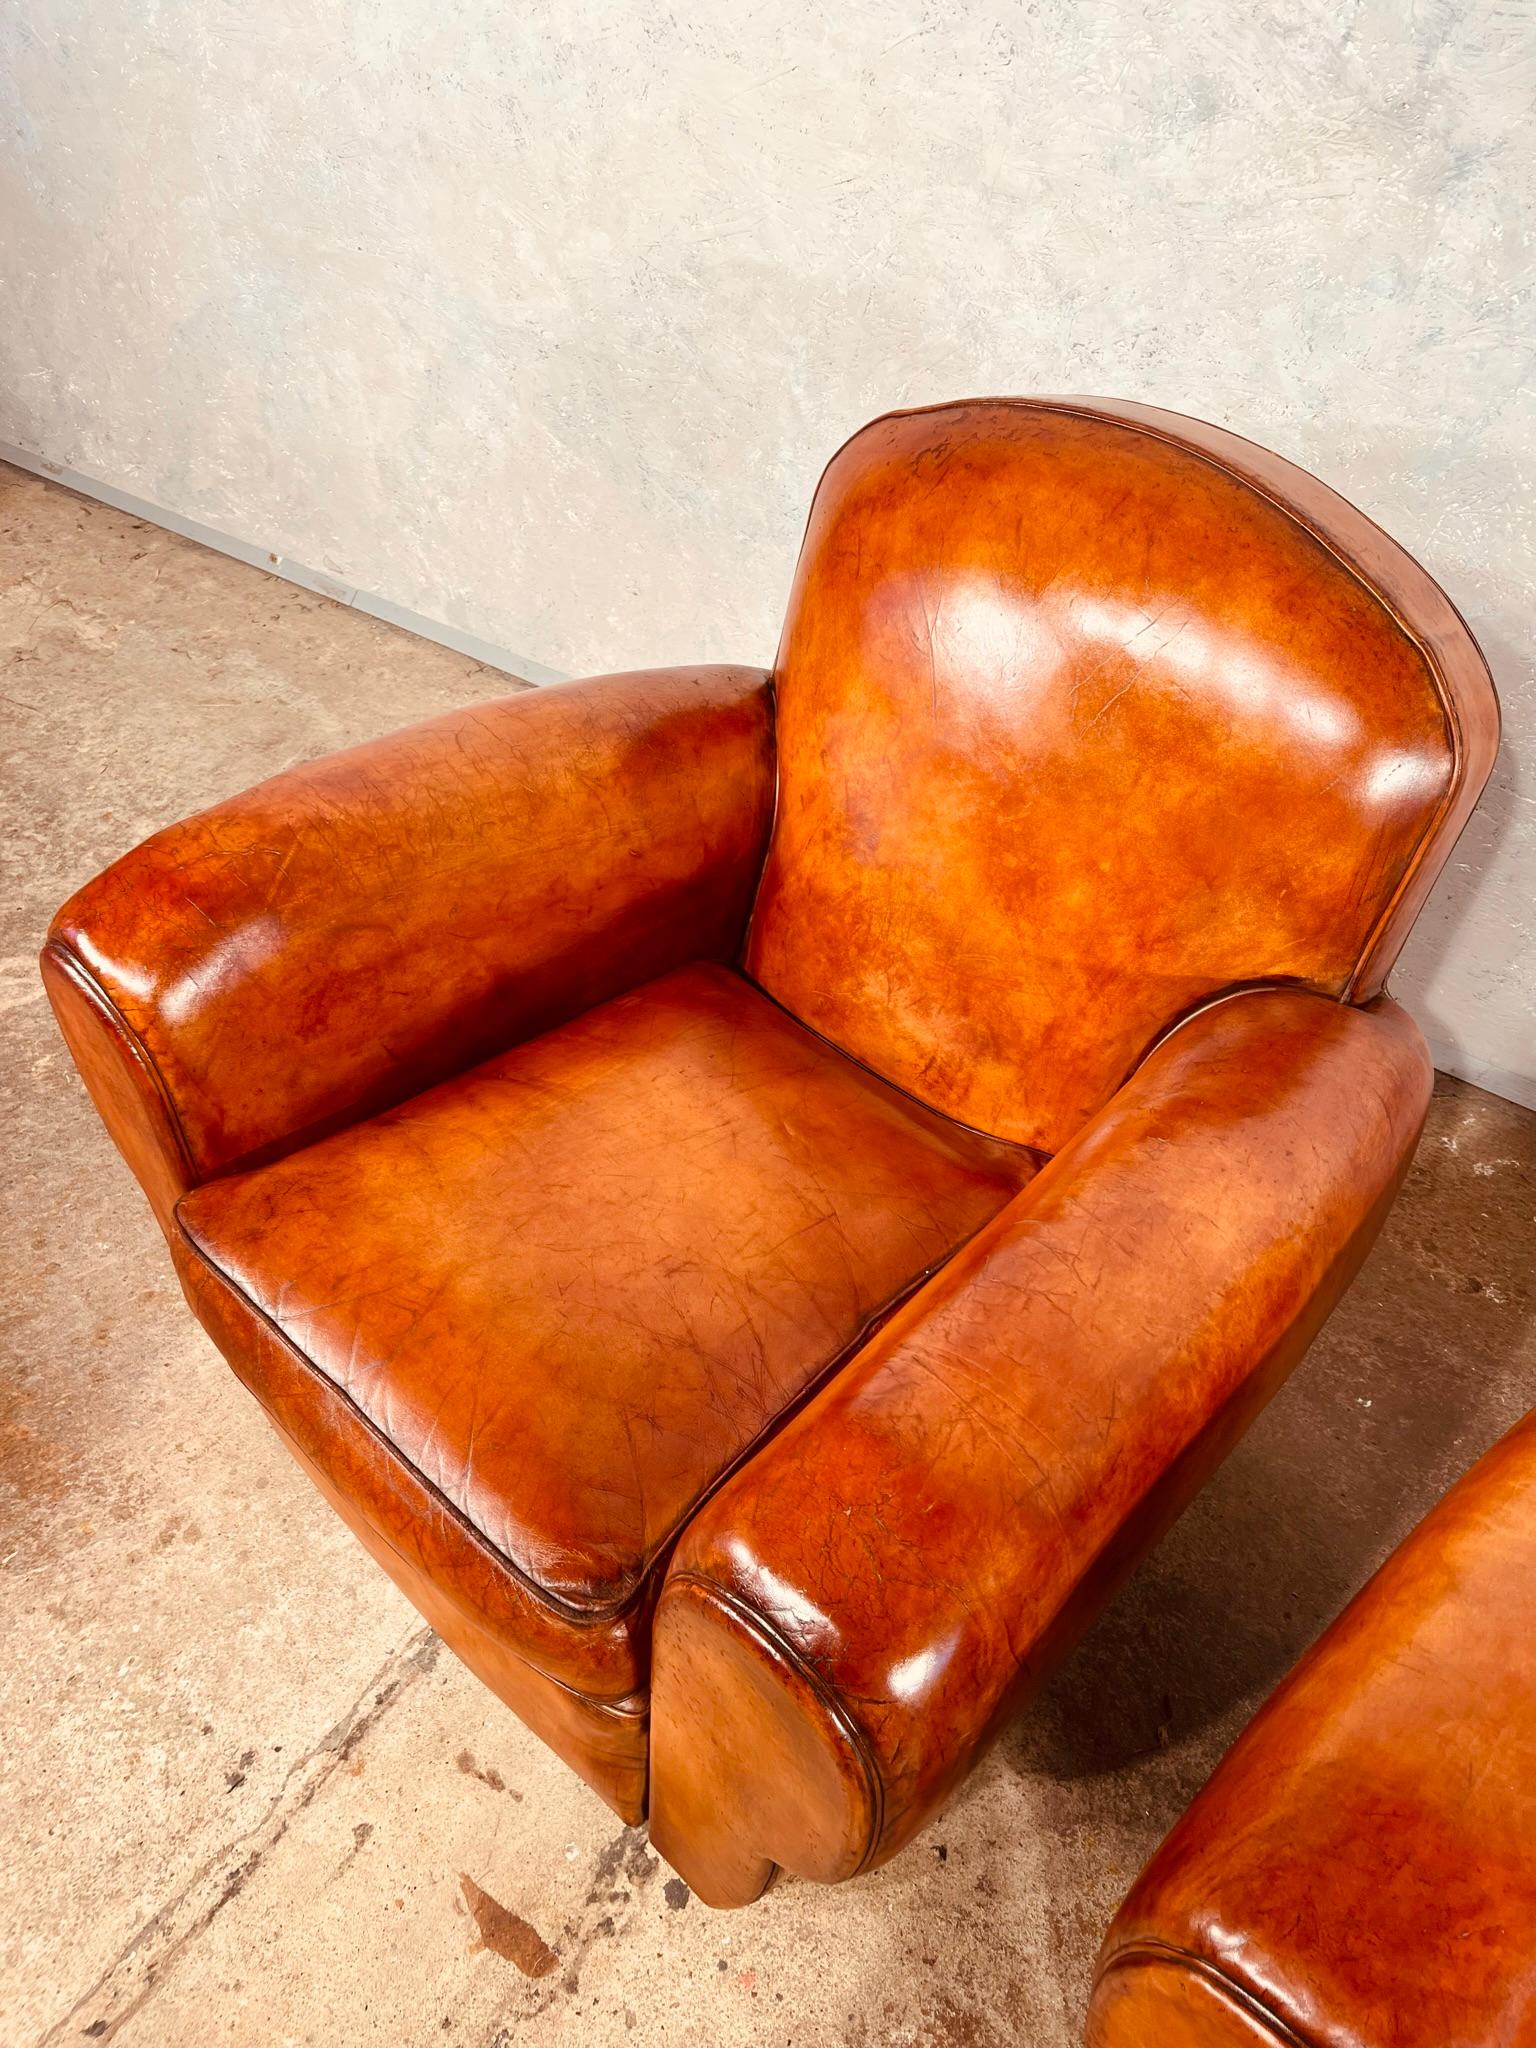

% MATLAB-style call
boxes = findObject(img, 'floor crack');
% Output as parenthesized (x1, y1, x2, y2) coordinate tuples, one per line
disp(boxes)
(36, 1625, 440, 2047)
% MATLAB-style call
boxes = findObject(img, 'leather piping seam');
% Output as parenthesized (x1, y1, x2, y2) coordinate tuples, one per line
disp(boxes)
(177, 1221, 652, 1635)
(45, 666, 777, 1195)
(922, 399, 1467, 1005)
(174, 1205, 1008, 1633)
(1093, 1940, 1319, 2048)
(254, 1384, 648, 1719)
(663, 1567, 887, 1876)
(734, 671, 781, 963)
(652, 1067, 1424, 1894)
(798, 395, 1484, 1009)
(43, 937, 199, 1185)
(735, 964, 1047, 1165)
(1127, 978, 1345, 1089)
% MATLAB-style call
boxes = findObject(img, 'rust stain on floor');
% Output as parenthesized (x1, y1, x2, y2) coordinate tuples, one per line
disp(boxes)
(456, 1747, 519, 1795)
(459, 1873, 559, 1977)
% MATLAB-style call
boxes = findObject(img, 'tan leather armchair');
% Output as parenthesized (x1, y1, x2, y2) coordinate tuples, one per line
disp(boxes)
(1088, 1410, 1536, 2047)
(42, 399, 1498, 1903)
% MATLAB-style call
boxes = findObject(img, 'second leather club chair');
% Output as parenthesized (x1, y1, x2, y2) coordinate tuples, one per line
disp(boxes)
(41, 398, 1498, 1906)
(1088, 1410, 1536, 2048)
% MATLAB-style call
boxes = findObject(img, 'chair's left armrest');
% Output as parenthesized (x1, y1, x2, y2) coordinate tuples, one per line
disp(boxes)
(42, 664, 774, 1229)
(648, 988, 1433, 1906)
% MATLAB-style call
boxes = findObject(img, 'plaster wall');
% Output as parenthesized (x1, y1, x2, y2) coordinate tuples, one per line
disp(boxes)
(2, 0, 1531, 1100)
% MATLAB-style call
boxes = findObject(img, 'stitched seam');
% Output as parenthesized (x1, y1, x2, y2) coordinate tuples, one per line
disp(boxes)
(46, 667, 777, 1194)
(736, 963, 1046, 1165)
(1124, 978, 1341, 1092)
(664, 1194, 1036, 1547)
(664, 1568, 887, 1874)
(1094, 1940, 1319, 2048)
(178, 1223, 637, 1631)
(44, 938, 200, 1183)
(248, 1387, 648, 1718)
(735, 671, 781, 966)
(660, 1057, 1424, 1890)
(931, 399, 1467, 997)
(175, 1203, 1000, 1632)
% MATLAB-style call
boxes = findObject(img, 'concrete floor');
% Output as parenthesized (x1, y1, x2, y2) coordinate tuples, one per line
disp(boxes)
(2, 459, 1533, 2048)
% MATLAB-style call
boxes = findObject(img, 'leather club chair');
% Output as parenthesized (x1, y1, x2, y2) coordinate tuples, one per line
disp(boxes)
(41, 399, 1498, 1906)
(1088, 1409, 1536, 2047)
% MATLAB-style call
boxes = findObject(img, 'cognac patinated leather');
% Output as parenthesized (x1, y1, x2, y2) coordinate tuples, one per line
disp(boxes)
(648, 988, 1433, 1900)
(1088, 1412, 1536, 2048)
(42, 401, 1499, 1890)
(748, 401, 1485, 1151)
(174, 964, 1031, 1806)
(44, 663, 777, 1212)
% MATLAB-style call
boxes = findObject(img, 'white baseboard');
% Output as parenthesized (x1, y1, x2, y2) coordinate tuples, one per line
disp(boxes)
(0, 438, 566, 687)
(1425, 1038, 1536, 1115)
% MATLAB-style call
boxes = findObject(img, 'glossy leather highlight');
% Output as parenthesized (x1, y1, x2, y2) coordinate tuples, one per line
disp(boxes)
(1089, 1411, 1536, 2048)
(749, 399, 1495, 1152)
(48, 664, 775, 1190)
(175, 964, 1031, 1700)
(648, 990, 1433, 1904)
(41, 400, 1499, 1892)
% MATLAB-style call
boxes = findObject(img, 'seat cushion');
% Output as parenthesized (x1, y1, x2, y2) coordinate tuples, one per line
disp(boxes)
(174, 964, 1034, 1701)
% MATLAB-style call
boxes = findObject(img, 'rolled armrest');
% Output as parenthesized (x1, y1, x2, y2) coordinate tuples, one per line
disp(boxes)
(42, 664, 774, 1227)
(648, 988, 1432, 1906)
(1088, 1410, 1536, 2048)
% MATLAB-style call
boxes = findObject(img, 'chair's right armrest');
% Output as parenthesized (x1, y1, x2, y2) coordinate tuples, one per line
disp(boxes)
(1088, 1411, 1536, 2048)
(648, 988, 1433, 1907)
(42, 664, 775, 1230)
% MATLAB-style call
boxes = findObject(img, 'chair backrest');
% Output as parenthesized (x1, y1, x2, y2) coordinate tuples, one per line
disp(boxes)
(744, 398, 1498, 1155)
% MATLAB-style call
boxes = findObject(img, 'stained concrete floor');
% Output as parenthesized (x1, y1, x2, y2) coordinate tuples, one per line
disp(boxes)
(2, 458, 1533, 2048)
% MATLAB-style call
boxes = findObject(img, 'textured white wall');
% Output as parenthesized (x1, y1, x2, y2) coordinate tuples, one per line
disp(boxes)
(2, 1, 1532, 1102)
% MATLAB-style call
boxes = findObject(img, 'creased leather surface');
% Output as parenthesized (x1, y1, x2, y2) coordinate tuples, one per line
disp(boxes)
(247, 1378, 650, 1820)
(1091, 1410, 1536, 2048)
(50, 664, 775, 1180)
(40, 399, 1501, 1885)
(653, 990, 1432, 1890)
(175, 963, 1033, 1697)
(747, 399, 1488, 1152)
